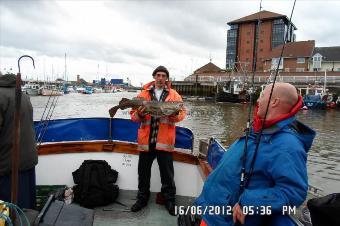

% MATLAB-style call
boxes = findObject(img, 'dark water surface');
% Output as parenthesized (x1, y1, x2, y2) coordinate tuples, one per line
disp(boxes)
(31, 92, 340, 194)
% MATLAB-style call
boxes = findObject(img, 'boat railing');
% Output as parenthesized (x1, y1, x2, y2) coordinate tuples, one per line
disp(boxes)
(307, 184, 324, 197)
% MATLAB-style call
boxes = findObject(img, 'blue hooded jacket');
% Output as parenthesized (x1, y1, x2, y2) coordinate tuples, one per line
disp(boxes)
(194, 117, 316, 226)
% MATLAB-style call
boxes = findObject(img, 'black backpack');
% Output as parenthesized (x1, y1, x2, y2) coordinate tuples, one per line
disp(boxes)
(72, 160, 119, 208)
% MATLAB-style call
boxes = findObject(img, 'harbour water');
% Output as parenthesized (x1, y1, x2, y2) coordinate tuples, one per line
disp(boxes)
(30, 92, 340, 194)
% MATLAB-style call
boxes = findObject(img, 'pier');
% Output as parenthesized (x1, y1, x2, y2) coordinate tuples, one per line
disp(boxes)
(173, 72, 340, 97)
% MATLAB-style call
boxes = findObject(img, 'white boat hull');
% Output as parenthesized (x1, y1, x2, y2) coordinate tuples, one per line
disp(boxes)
(26, 88, 40, 96)
(41, 88, 63, 96)
(36, 152, 204, 197)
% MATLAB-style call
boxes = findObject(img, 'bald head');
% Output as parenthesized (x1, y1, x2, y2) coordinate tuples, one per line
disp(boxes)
(268, 83, 298, 108)
(257, 83, 299, 120)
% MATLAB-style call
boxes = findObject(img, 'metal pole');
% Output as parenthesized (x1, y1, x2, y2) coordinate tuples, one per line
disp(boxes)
(324, 70, 327, 93)
(11, 55, 35, 221)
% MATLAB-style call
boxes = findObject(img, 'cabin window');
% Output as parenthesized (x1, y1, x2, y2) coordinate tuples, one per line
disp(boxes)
(297, 58, 305, 64)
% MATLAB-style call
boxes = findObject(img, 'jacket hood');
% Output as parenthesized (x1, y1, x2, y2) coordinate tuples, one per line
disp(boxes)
(286, 119, 316, 152)
(260, 116, 316, 153)
(0, 74, 16, 87)
(143, 81, 171, 90)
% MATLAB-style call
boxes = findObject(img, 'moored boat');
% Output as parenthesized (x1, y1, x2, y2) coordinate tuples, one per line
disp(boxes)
(24, 82, 41, 96)
(41, 84, 63, 96)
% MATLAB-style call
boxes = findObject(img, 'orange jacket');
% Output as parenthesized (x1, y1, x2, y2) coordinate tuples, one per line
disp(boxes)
(130, 81, 186, 152)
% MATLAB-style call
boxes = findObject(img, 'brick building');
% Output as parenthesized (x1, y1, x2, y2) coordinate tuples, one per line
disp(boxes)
(263, 40, 315, 72)
(226, 10, 296, 72)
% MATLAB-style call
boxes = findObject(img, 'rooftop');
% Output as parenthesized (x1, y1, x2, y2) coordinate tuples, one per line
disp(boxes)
(313, 46, 340, 61)
(266, 40, 315, 59)
(194, 62, 222, 74)
(228, 10, 297, 29)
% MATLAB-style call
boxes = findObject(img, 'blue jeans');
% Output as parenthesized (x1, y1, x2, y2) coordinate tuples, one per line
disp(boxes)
(0, 167, 36, 209)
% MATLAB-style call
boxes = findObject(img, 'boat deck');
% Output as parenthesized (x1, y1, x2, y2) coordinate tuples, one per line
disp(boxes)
(94, 190, 196, 226)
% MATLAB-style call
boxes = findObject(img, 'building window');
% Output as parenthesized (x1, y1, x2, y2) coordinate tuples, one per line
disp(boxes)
(226, 28, 238, 68)
(260, 48, 263, 52)
(247, 31, 250, 35)
(296, 68, 304, 72)
(260, 39, 263, 43)
(246, 49, 250, 53)
(230, 24, 239, 29)
(297, 58, 305, 63)
(285, 68, 290, 72)
(272, 19, 285, 48)
(247, 40, 250, 44)
(271, 58, 283, 70)
(312, 54, 322, 69)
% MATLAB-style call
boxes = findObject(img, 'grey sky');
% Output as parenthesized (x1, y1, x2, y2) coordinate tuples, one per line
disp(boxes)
(1, 0, 339, 85)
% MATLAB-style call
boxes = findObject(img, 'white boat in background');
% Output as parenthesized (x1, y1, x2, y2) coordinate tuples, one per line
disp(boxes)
(24, 83, 41, 96)
(67, 86, 76, 93)
(41, 84, 63, 96)
(104, 86, 113, 93)
(76, 87, 85, 93)
(93, 87, 103, 93)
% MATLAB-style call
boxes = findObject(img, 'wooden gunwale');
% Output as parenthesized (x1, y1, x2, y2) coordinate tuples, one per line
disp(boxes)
(37, 140, 198, 165)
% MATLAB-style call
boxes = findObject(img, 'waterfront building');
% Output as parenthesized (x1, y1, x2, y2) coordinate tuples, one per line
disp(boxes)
(309, 46, 340, 72)
(226, 10, 297, 71)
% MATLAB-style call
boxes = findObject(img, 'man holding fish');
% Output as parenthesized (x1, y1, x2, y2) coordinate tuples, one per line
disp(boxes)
(127, 66, 186, 215)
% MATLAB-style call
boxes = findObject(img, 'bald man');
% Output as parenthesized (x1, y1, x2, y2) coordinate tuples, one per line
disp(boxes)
(194, 83, 316, 226)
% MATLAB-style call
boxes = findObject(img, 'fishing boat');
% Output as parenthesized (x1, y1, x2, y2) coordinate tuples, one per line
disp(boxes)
(215, 80, 249, 103)
(32, 119, 327, 226)
(33, 117, 203, 225)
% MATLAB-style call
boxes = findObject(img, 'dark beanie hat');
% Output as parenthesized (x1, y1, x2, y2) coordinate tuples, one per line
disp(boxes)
(152, 65, 169, 78)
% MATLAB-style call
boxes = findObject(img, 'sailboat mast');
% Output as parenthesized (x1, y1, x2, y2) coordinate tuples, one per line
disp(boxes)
(64, 53, 67, 81)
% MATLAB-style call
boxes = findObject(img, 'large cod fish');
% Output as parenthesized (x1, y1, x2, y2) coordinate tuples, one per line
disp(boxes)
(109, 98, 184, 118)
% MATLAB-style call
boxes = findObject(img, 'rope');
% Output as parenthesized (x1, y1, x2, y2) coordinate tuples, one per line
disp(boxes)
(0, 201, 30, 226)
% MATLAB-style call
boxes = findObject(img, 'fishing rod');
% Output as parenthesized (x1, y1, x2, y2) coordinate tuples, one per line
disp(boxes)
(37, 95, 60, 146)
(239, 0, 263, 198)
(245, 0, 297, 189)
(11, 55, 35, 220)
(236, 0, 297, 224)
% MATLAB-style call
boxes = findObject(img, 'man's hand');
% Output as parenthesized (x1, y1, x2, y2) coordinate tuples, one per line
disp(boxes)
(138, 106, 147, 117)
(233, 203, 246, 225)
